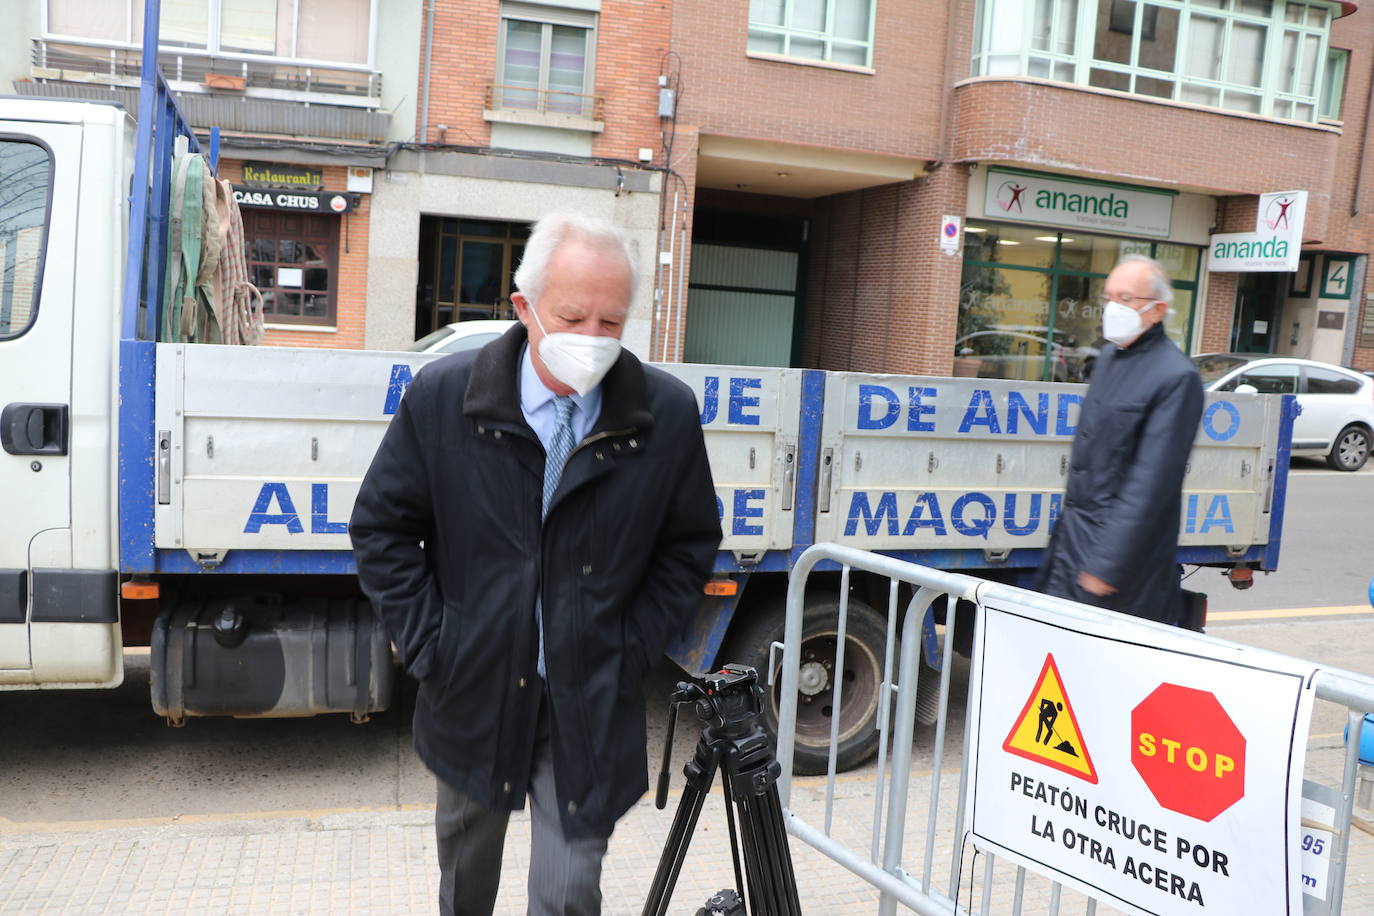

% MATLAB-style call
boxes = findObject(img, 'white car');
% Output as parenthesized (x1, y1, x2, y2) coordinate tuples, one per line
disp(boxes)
(410, 319, 516, 355)
(1193, 354, 1374, 471)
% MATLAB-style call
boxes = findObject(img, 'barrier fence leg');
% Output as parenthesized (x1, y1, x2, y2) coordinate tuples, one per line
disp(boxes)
(877, 587, 939, 916)
(1330, 710, 1365, 914)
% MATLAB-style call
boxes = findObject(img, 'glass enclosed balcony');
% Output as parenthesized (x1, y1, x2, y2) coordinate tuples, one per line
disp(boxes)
(971, 0, 1344, 123)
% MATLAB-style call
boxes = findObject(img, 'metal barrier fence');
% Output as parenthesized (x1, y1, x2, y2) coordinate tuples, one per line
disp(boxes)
(775, 542, 1374, 915)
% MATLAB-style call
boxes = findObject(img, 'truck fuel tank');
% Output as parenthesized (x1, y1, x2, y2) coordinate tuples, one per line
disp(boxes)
(150, 594, 395, 724)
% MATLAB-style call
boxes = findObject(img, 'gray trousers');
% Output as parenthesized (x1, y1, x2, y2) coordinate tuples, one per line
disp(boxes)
(436, 703, 610, 916)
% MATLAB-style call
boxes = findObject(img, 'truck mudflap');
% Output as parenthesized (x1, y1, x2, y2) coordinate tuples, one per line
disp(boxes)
(150, 594, 394, 723)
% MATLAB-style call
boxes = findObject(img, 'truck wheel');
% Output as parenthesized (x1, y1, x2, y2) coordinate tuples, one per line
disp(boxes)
(1327, 424, 1371, 471)
(723, 596, 890, 775)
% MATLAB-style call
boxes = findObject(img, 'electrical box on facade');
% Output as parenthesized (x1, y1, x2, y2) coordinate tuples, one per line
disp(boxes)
(658, 88, 676, 118)
(347, 167, 374, 194)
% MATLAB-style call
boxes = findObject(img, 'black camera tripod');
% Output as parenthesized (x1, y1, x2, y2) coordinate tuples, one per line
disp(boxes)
(642, 664, 803, 916)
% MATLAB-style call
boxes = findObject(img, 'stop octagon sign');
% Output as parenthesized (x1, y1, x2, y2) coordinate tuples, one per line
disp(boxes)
(1131, 683, 1247, 823)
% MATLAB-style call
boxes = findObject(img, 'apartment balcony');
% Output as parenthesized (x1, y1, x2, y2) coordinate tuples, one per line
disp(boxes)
(19, 37, 388, 144)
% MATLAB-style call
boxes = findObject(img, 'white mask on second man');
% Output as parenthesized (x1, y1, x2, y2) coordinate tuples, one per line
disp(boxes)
(1101, 300, 1148, 347)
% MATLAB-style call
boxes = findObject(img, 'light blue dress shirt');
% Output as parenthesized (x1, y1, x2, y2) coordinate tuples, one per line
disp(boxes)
(518, 344, 602, 680)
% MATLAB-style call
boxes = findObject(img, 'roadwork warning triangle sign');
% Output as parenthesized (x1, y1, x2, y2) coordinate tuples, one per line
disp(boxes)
(1003, 653, 1098, 783)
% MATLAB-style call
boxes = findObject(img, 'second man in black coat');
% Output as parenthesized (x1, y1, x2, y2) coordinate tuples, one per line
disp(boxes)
(1037, 255, 1204, 627)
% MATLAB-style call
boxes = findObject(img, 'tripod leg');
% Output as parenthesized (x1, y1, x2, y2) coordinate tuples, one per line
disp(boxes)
(723, 740, 804, 916)
(732, 788, 802, 916)
(756, 788, 803, 914)
(721, 767, 746, 904)
(642, 743, 721, 916)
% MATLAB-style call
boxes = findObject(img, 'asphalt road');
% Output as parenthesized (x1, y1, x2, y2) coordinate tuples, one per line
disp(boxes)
(1, 456, 1370, 832)
(1202, 456, 1374, 614)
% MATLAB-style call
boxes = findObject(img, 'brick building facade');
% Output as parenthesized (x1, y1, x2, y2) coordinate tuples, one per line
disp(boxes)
(665, 0, 1374, 380)
(12, 0, 1374, 376)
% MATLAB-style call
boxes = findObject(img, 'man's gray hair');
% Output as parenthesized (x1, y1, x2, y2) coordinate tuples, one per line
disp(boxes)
(513, 210, 638, 307)
(1118, 254, 1174, 306)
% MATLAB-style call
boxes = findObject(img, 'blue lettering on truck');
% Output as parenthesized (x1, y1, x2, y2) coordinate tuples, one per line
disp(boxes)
(857, 385, 901, 430)
(699, 376, 765, 426)
(957, 390, 1002, 434)
(245, 483, 305, 534)
(1202, 401, 1241, 441)
(245, 482, 350, 534)
(383, 364, 414, 416)
(1007, 392, 1049, 435)
(844, 490, 1067, 538)
(907, 387, 937, 431)
(855, 385, 1083, 437)
(384, 366, 771, 428)
(844, 489, 1233, 539)
(714, 488, 768, 537)
(1185, 493, 1235, 534)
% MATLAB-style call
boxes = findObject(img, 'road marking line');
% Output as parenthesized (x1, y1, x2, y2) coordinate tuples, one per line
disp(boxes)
(1209, 605, 1374, 622)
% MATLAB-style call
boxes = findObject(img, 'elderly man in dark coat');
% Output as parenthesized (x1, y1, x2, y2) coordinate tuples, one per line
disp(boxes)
(1037, 255, 1203, 626)
(349, 211, 721, 915)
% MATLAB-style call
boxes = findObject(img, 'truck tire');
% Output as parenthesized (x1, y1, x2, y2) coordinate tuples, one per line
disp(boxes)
(1327, 424, 1371, 471)
(722, 595, 890, 775)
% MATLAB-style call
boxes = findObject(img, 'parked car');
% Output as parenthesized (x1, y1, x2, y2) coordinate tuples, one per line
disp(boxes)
(410, 319, 517, 354)
(1193, 353, 1374, 471)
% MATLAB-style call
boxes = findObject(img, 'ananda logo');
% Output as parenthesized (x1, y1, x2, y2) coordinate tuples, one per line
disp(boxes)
(995, 180, 1029, 213)
(1212, 235, 1289, 260)
(1263, 195, 1298, 231)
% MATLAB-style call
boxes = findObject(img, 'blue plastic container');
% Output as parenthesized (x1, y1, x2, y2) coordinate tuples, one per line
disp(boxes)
(1346, 713, 1374, 766)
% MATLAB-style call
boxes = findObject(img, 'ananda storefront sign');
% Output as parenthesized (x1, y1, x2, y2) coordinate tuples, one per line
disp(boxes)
(982, 168, 1174, 238)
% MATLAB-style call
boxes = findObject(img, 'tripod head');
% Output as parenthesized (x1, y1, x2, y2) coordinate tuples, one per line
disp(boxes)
(656, 664, 766, 808)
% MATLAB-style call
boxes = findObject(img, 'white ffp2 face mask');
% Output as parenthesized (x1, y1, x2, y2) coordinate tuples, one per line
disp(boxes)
(530, 306, 621, 396)
(1101, 300, 1147, 347)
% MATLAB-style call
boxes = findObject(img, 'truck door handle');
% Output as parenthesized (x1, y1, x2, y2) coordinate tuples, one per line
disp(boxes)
(1, 403, 69, 456)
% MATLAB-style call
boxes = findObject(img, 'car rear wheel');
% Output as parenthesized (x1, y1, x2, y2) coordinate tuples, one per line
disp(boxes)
(1327, 424, 1371, 471)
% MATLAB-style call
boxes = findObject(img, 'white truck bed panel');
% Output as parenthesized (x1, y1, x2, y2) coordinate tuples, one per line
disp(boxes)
(154, 346, 802, 557)
(813, 374, 1277, 553)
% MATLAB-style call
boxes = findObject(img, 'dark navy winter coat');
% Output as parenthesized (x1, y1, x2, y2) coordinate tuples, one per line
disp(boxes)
(1036, 321, 1203, 625)
(349, 324, 721, 838)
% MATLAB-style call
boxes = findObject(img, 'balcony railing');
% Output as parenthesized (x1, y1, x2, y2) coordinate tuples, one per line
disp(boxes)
(31, 38, 381, 104)
(485, 83, 603, 122)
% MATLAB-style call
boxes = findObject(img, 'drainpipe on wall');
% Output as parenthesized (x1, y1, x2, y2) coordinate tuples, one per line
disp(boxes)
(1352, 54, 1374, 217)
(419, 0, 436, 144)
(674, 192, 689, 360)
(660, 185, 680, 362)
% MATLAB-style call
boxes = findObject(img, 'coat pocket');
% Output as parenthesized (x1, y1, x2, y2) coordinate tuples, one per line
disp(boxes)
(430, 602, 463, 691)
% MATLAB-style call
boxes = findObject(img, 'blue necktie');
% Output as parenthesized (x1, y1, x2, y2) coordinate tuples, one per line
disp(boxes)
(543, 397, 575, 518)
(538, 396, 575, 677)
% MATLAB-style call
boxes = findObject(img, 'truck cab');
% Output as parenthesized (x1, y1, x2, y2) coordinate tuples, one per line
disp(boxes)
(1, 99, 131, 687)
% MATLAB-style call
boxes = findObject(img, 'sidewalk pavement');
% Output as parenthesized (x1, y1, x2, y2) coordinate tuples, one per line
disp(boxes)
(2, 739, 1372, 914)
